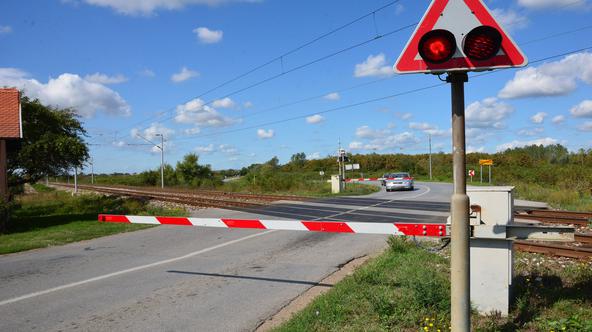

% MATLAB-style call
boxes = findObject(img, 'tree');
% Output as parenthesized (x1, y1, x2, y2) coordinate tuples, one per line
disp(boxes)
(176, 153, 212, 186)
(290, 152, 306, 168)
(7, 96, 89, 186)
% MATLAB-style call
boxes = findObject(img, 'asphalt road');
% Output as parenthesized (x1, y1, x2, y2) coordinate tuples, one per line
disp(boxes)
(0, 181, 451, 331)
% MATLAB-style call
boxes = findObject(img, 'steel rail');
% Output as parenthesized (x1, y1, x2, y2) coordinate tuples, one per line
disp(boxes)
(514, 241, 592, 259)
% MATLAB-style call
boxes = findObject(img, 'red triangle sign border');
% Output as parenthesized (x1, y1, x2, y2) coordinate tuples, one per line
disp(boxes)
(394, 0, 527, 74)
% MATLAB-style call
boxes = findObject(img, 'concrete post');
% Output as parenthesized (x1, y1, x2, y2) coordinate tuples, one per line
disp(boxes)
(447, 72, 470, 332)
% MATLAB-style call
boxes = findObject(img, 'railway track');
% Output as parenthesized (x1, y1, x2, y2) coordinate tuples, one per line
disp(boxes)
(55, 183, 309, 203)
(514, 209, 591, 227)
(514, 240, 592, 259)
(51, 183, 301, 209)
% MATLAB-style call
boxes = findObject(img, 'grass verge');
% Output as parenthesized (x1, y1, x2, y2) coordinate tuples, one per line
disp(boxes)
(273, 237, 592, 332)
(0, 185, 186, 255)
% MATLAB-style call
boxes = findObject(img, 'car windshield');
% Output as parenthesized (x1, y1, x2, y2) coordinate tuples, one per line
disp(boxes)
(392, 173, 409, 178)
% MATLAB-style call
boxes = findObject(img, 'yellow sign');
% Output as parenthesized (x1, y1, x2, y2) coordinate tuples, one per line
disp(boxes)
(479, 159, 494, 166)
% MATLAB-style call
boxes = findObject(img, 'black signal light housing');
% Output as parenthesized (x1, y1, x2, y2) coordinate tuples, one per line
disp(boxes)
(418, 29, 457, 64)
(463, 25, 502, 61)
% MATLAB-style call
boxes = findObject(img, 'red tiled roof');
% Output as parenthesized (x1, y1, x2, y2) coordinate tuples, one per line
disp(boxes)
(0, 88, 21, 138)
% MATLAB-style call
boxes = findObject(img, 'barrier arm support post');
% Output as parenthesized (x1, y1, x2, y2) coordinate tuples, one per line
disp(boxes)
(448, 72, 471, 332)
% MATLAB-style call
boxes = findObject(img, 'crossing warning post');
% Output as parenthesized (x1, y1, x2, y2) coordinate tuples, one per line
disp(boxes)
(394, 0, 527, 330)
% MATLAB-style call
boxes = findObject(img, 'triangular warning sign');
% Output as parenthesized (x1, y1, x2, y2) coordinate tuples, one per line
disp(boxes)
(394, 0, 527, 74)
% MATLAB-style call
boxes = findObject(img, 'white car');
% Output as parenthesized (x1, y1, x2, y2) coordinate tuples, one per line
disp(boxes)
(385, 172, 414, 191)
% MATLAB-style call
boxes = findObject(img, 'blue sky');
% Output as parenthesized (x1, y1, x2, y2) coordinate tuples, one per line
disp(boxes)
(1, 0, 591, 174)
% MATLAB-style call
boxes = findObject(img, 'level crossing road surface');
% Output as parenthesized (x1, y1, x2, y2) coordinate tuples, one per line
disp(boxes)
(0, 182, 452, 331)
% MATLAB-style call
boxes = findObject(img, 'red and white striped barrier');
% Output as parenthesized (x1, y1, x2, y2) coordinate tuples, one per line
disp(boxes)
(345, 177, 384, 182)
(98, 215, 447, 237)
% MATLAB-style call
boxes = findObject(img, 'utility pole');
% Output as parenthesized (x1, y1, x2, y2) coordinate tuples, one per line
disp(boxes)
(73, 166, 78, 196)
(133, 133, 164, 189)
(429, 134, 433, 180)
(448, 72, 470, 332)
(158, 134, 164, 189)
(89, 157, 94, 185)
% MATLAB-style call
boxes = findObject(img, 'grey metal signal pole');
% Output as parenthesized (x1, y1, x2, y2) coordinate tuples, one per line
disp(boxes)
(447, 72, 470, 332)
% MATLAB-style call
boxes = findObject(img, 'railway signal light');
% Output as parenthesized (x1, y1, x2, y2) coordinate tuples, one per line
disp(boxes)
(418, 29, 456, 64)
(394, 0, 527, 74)
(463, 26, 502, 61)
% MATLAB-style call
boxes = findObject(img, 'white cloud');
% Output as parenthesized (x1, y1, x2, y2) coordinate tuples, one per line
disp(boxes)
(218, 144, 238, 154)
(131, 122, 174, 141)
(139, 68, 155, 77)
(324, 92, 340, 101)
(193, 27, 223, 44)
(257, 128, 274, 139)
(0, 26, 12, 34)
(212, 97, 235, 109)
(578, 121, 592, 131)
(517, 0, 588, 9)
(467, 146, 485, 153)
(530, 112, 547, 124)
(499, 52, 592, 99)
(130, 123, 175, 153)
(195, 144, 215, 154)
(183, 127, 201, 135)
(552, 115, 566, 124)
(517, 127, 544, 136)
(175, 98, 239, 127)
(80, 0, 259, 16)
(349, 130, 418, 151)
(395, 4, 405, 15)
(112, 140, 127, 148)
(496, 137, 559, 151)
(243, 101, 253, 108)
(354, 53, 394, 78)
(465, 97, 514, 128)
(409, 122, 448, 136)
(349, 141, 364, 150)
(306, 114, 324, 124)
(491, 8, 529, 31)
(570, 100, 592, 117)
(308, 152, 321, 159)
(171, 66, 199, 83)
(395, 112, 413, 120)
(84, 73, 128, 84)
(0, 67, 130, 118)
(355, 125, 389, 139)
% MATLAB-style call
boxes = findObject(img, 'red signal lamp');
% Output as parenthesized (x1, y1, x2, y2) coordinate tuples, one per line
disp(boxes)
(463, 26, 502, 61)
(418, 29, 456, 64)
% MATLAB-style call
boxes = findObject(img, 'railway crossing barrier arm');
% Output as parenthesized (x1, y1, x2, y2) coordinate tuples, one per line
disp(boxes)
(98, 215, 448, 237)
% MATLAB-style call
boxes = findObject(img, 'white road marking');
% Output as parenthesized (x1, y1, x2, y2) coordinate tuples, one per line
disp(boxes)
(0, 230, 275, 307)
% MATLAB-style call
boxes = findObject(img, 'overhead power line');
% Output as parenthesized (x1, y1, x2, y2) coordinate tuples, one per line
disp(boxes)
(169, 45, 592, 143)
(117, 0, 406, 132)
(126, 22, 417, 134)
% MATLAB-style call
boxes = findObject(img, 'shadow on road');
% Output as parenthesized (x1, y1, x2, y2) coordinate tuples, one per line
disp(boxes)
(167, 270, 334, 287)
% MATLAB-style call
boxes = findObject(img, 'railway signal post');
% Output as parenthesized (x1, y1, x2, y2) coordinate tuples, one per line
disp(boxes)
(394, 0, 527, 330)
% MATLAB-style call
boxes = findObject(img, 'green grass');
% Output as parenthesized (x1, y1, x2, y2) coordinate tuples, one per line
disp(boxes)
(0, 189, 186, 255)
(274, 237, 592, 332)
(274, 237, 451, 332)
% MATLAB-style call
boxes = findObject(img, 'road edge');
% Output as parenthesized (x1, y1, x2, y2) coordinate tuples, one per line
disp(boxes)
(255, 246, 387, 331)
